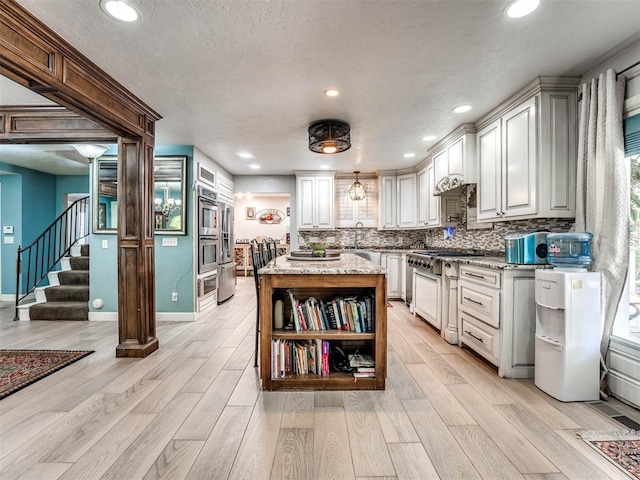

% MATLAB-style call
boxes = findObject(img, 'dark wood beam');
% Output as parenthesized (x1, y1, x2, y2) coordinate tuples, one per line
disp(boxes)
(0, 0, 161, 358)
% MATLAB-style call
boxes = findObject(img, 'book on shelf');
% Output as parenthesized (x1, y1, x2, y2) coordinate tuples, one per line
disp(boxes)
(286, 290, 375, 333)
(271, 339, 330, 378)
(348, 353, 375, 368)
(352, 371, 376, 378)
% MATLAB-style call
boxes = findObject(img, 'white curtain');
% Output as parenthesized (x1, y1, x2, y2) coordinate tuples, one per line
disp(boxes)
(574, 69, 628, 388)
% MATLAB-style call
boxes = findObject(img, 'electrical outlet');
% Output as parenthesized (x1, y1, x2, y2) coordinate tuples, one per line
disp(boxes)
(171, 292, 178, 302)
(326, 236, 336, 243)
(309, 236, 319, 243)
(398, 237, 403, 244)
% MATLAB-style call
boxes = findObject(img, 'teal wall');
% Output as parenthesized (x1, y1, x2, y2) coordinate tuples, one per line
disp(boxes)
(0, 174, 22, 296)
(89, 145, 196, 314)
(55, 175, 90, 213)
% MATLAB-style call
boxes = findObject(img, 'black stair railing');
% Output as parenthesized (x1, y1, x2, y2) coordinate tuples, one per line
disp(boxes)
(14, 196, 90, 321)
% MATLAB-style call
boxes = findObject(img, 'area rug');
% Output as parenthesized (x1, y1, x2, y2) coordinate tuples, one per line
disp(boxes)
(0, 349, 93, 400)
(579, 430, 640, 479)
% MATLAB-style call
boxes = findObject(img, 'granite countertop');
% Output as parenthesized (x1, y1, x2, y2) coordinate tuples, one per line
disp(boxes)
(421, 253, 552, 270)
(259, 253, 387, 275)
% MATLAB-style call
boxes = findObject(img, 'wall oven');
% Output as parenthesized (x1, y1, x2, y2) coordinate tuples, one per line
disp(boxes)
(198, 186, 218, 237)
(198, 236, 218, 274)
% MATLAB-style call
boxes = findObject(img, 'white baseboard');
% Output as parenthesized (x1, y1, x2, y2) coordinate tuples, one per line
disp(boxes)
(1, 294, 16, 302)
(89, 311, 197, 322)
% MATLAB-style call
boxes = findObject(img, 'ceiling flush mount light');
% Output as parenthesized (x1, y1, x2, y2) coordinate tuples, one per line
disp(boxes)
(324, 89, 339, 97)
(100, 0, 141, 23)
(71, 144, 108, 162)
(348, 171, 366, 201)
(308, 119, 351, 154)
(505, 0, 540, 18)
(452, 105, 472, 114)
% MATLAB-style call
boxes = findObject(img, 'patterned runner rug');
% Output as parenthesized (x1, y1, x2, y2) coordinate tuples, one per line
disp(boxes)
(0, 349, 93, 400)
(579, 430, 640, 479)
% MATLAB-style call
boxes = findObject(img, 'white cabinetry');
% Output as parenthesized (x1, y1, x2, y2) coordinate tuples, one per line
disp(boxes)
(335, 176, 377, 227)
(428, 125, 477, 194)
(426, 162, 440, 226)
(458, 264, 536, 378)
(396, 173, 417, 228)
(378, 175, 397, 229)
(413, 270, 441, 329)
(296, 174, 334, 229)
(382, 253, 402, 299)
(476, 77, 579, 222)
(417, 167, 428, 227)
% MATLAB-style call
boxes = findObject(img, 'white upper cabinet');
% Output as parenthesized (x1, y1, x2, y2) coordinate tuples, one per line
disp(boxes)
(427, 125, 477, 195)
(476, 77, 579, 222)
(417, 167, 428, 227)
(378, 175, 397, 229)
(296, 174, 334, 229)
(335, 176, 378, 227)
(426, 162, 441, 226)
(397, 173, 417, 228)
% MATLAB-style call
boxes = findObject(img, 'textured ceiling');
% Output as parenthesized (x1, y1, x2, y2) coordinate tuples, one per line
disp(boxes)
(4, 0, 640, 176)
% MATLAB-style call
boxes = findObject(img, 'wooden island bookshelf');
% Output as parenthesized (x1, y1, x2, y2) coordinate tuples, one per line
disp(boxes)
(259, 254, 387, 391)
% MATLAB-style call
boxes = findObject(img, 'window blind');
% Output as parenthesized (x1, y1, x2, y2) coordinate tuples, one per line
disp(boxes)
(625, 113, 640, 156)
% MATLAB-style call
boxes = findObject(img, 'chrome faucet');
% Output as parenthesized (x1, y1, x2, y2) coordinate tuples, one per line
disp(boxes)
(355, 222, 364, 249)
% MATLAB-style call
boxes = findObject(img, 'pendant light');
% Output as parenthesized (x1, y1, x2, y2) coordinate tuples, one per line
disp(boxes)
(348, 171, 366, 201)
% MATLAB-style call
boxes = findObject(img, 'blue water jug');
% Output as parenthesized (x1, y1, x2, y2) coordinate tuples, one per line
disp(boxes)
(546, 232, 593, 268)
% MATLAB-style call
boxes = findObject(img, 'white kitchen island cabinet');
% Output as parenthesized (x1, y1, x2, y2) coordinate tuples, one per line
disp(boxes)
(476, 76, 580, 222)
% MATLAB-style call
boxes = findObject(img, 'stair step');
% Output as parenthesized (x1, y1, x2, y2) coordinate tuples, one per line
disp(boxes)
(29, 301, 88, 321)
(80, 244, 90, 256)
(44, 285, 89, 302)
(57, 270, 89, 286)
(69, 256, 89, 270)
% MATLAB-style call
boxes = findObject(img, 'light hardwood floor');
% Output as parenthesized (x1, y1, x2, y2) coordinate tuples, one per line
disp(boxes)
(1, 277, 638, 480)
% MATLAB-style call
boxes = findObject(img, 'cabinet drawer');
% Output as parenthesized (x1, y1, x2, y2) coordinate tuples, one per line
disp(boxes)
(460, 312, 499, 366)
(459, 265, 501, 288)
(459, 281, 500, 328)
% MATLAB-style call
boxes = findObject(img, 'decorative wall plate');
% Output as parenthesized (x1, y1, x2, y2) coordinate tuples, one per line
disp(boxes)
(256, 208, 284, 224)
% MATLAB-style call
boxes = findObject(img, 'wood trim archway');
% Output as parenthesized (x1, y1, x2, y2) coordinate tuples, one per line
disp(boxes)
(0, 0, 161, 357)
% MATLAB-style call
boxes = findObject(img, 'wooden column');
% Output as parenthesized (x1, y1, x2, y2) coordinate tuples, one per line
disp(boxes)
(116, 136, 158, 357)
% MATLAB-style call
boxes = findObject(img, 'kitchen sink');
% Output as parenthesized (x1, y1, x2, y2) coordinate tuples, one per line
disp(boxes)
(343, 250, 382, 265)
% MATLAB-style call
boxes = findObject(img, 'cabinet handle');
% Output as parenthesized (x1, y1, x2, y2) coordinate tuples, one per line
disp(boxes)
(464, 330, 484, 343)
(463, 296, 483, 307)
(463, 272, 485, 279)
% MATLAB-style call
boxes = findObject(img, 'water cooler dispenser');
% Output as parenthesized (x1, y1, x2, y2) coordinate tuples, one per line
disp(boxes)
(534, 233, 602, 402)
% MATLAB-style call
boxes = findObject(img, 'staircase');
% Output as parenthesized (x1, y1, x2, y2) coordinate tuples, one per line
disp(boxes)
(18, 244, 89, 321)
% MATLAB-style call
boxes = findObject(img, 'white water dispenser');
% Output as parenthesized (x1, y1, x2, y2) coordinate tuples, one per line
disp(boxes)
(534, 269, 602, 401)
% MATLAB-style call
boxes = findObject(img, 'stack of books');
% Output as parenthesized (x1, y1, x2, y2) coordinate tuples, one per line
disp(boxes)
(349, 353, 375, 378)
(287, 291, 375, 333)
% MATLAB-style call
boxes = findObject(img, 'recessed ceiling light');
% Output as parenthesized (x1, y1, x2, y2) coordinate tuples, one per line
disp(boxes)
(422, 135, 436, 142)
(452, 105, 472, 114)
(249, 164, 260, 169)
(238, 152, 254, 159)
(505, 0, 540, 18)
(324, 89, 339, 97)
(319, 165, 331, 169)
(99, 0, 141, 23)
(404, 153, 416, 158)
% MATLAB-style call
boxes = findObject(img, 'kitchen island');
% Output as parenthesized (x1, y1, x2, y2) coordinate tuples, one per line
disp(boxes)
(259, 253, 387, 391)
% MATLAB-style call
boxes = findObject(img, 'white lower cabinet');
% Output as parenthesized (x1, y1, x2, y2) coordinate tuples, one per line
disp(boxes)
(458, 264, 536, 378)
(382, 253, 402, 299)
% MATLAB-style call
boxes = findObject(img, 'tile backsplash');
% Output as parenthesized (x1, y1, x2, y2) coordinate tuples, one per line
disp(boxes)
(299, 185, 574, 252)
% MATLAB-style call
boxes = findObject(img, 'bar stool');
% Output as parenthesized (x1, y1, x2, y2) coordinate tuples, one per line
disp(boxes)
(250, 240, 266, 368)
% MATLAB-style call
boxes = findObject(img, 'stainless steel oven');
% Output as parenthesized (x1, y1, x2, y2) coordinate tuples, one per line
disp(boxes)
(198, 236, 218, 274)
(198, 186, 218, 237)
